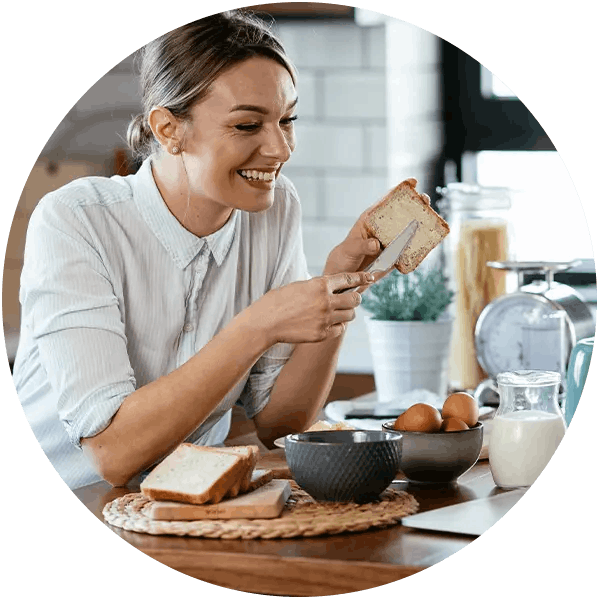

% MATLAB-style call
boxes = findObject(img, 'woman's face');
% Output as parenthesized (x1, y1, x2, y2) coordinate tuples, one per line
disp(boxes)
(181, 56, 297, 214)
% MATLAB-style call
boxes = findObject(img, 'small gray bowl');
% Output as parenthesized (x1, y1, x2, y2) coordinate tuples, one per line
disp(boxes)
(381, 421, 483, 484)
(285, 430, 403, 503)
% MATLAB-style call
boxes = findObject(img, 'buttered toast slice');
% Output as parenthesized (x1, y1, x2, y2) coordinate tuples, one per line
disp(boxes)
(365, 178, 449, 273)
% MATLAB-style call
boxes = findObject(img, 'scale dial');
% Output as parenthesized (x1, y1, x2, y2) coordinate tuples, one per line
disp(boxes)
(474, 292, 566, 378)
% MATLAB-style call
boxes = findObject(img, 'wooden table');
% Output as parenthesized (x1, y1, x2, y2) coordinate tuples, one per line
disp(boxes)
(74, 451, 507, 596)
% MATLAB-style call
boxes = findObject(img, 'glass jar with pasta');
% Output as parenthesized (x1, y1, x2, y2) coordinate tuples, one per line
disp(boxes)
(437, 183, 513, 391)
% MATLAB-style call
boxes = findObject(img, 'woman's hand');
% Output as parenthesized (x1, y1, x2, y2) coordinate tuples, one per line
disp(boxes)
(323, 203, 384, 276)
(252, 271, 374, 345)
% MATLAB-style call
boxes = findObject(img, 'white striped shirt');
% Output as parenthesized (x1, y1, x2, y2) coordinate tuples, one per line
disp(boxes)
(13, 158, 309, 490)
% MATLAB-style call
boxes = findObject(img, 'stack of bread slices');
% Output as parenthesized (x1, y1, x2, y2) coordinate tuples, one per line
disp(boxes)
(140, 443, 270, 505)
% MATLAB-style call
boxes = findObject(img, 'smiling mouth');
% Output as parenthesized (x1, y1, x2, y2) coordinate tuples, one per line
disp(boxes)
(238, 169, 276, 182)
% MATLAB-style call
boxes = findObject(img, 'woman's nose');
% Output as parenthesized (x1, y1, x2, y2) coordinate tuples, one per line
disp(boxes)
(261, 126, 293, 162)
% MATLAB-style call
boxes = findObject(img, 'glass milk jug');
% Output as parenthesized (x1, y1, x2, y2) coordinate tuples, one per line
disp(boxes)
(436, 184, 512, 390)
(489, 370, 566, 489)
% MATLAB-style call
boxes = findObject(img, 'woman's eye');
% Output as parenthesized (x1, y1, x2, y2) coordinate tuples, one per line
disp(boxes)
(235, 123, 261, 132)
(281, 115, 298, 126)
(234, 115, 298, 132)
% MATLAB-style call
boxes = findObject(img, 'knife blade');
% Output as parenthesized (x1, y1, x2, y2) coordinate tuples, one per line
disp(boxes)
(364, 219, 419, 274)
(338, 220, 419, 294)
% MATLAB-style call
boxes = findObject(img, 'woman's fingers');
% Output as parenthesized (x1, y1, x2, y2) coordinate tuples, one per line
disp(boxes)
(331, 287, 363, 310)
(329, 306, 358, 325)
(327, 271, 374, 294)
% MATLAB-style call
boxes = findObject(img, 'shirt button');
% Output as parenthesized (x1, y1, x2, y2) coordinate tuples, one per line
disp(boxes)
(183, 323, 194, 332)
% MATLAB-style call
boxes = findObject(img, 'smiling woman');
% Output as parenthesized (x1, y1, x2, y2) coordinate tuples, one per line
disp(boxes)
(13, 9, 383, 490)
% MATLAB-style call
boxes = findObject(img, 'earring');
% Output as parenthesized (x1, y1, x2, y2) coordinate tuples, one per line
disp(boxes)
(172, 146, 180, 155)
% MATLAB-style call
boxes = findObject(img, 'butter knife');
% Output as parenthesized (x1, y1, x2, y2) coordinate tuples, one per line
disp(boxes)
(339, 220, 419, 293)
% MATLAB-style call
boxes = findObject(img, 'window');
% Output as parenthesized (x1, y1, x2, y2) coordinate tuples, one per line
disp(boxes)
(480, 70, 517, 100)
(469, 150, 593, 264)
(440, 41, 595, 287)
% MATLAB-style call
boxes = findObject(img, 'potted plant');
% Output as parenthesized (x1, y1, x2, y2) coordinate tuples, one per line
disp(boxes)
(361, 266, 455, 405)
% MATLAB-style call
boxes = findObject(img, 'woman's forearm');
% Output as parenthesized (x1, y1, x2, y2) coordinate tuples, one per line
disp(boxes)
(82, 309, 271, 486)
(253, 333, 345, 445)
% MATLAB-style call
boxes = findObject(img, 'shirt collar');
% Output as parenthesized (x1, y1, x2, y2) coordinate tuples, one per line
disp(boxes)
(131, 158, 237, 269)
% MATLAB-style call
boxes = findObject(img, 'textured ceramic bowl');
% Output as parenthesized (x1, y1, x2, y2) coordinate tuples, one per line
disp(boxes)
(381, 421, 483, 484)
(285, 430, 403, 503)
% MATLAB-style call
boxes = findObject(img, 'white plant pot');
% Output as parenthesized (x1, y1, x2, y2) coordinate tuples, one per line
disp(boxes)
(364, 316, 454, 404)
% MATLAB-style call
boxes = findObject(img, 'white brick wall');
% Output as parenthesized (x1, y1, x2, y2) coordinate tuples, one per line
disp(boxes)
(295, 71, 317, 119)
(322, 72, 386, 119)
(324, 174, 389, 221)
(301, 222, 351, 274)
(290, 123, 365, 168)
(386, 18, 444, 200)
(276, 22, 365, 69)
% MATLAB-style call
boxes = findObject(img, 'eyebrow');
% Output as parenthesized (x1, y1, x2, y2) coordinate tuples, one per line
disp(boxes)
(230, 97, 299, 114)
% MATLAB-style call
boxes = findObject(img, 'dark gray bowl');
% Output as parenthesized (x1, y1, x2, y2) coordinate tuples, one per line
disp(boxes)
(381, 421, 484, 484)
(285, 430, 403, 503)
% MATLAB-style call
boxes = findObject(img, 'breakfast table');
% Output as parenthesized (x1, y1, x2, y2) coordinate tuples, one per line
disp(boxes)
(74, 447, 514, 596)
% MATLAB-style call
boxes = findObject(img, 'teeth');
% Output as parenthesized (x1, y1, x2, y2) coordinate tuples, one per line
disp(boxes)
(240, 170, 275, 181)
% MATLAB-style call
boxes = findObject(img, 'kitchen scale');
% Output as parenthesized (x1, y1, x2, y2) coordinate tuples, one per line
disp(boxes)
(473, 260, 595, 405)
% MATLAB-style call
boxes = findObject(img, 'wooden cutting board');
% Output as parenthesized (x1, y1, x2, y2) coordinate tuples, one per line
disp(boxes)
(145, 479, 291, 521)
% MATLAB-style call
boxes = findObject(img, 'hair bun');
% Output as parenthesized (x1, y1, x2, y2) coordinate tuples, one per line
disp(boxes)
(126, 113, 153, 158)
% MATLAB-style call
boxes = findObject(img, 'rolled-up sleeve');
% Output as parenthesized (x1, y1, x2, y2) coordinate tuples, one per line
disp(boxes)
(235, 342, 295, 418)
(20, 196, 136, 448)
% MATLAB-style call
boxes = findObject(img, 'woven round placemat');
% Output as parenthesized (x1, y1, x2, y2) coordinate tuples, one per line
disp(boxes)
(102, 481, 419, 539)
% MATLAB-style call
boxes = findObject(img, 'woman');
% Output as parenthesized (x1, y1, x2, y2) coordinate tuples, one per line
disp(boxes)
(13, 10, 382, 490)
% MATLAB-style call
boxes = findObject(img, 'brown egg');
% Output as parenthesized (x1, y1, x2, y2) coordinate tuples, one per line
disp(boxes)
(392, 413, 404, 431)
(397, 403, 442, 433)
(441, 417, 469, 432)
(442, 392, 479, 427)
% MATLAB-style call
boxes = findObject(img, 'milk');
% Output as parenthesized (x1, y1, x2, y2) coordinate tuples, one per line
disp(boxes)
(489, 410, 566, 488)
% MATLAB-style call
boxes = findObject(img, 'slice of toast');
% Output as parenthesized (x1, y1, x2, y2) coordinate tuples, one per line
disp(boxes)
(247, 468, 274, 491)
(140, 443, 249, 505)
(364, 178, 449, 273)
(214, 445, 260, 496)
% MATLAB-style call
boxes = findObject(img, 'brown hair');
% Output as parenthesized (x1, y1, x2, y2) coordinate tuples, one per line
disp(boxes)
(126, 9, 296, 159)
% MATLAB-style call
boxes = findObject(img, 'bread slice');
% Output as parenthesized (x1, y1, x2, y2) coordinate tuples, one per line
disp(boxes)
(247, 468, 273, 491)
(364, 178, 450, 273)
(215, 445, 260, 496)
(140, 443, 249, 505)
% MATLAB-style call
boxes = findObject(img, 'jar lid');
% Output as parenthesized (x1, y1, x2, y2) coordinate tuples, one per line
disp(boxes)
(437, 183, 512, 210)
(497, 370, 561, 387)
